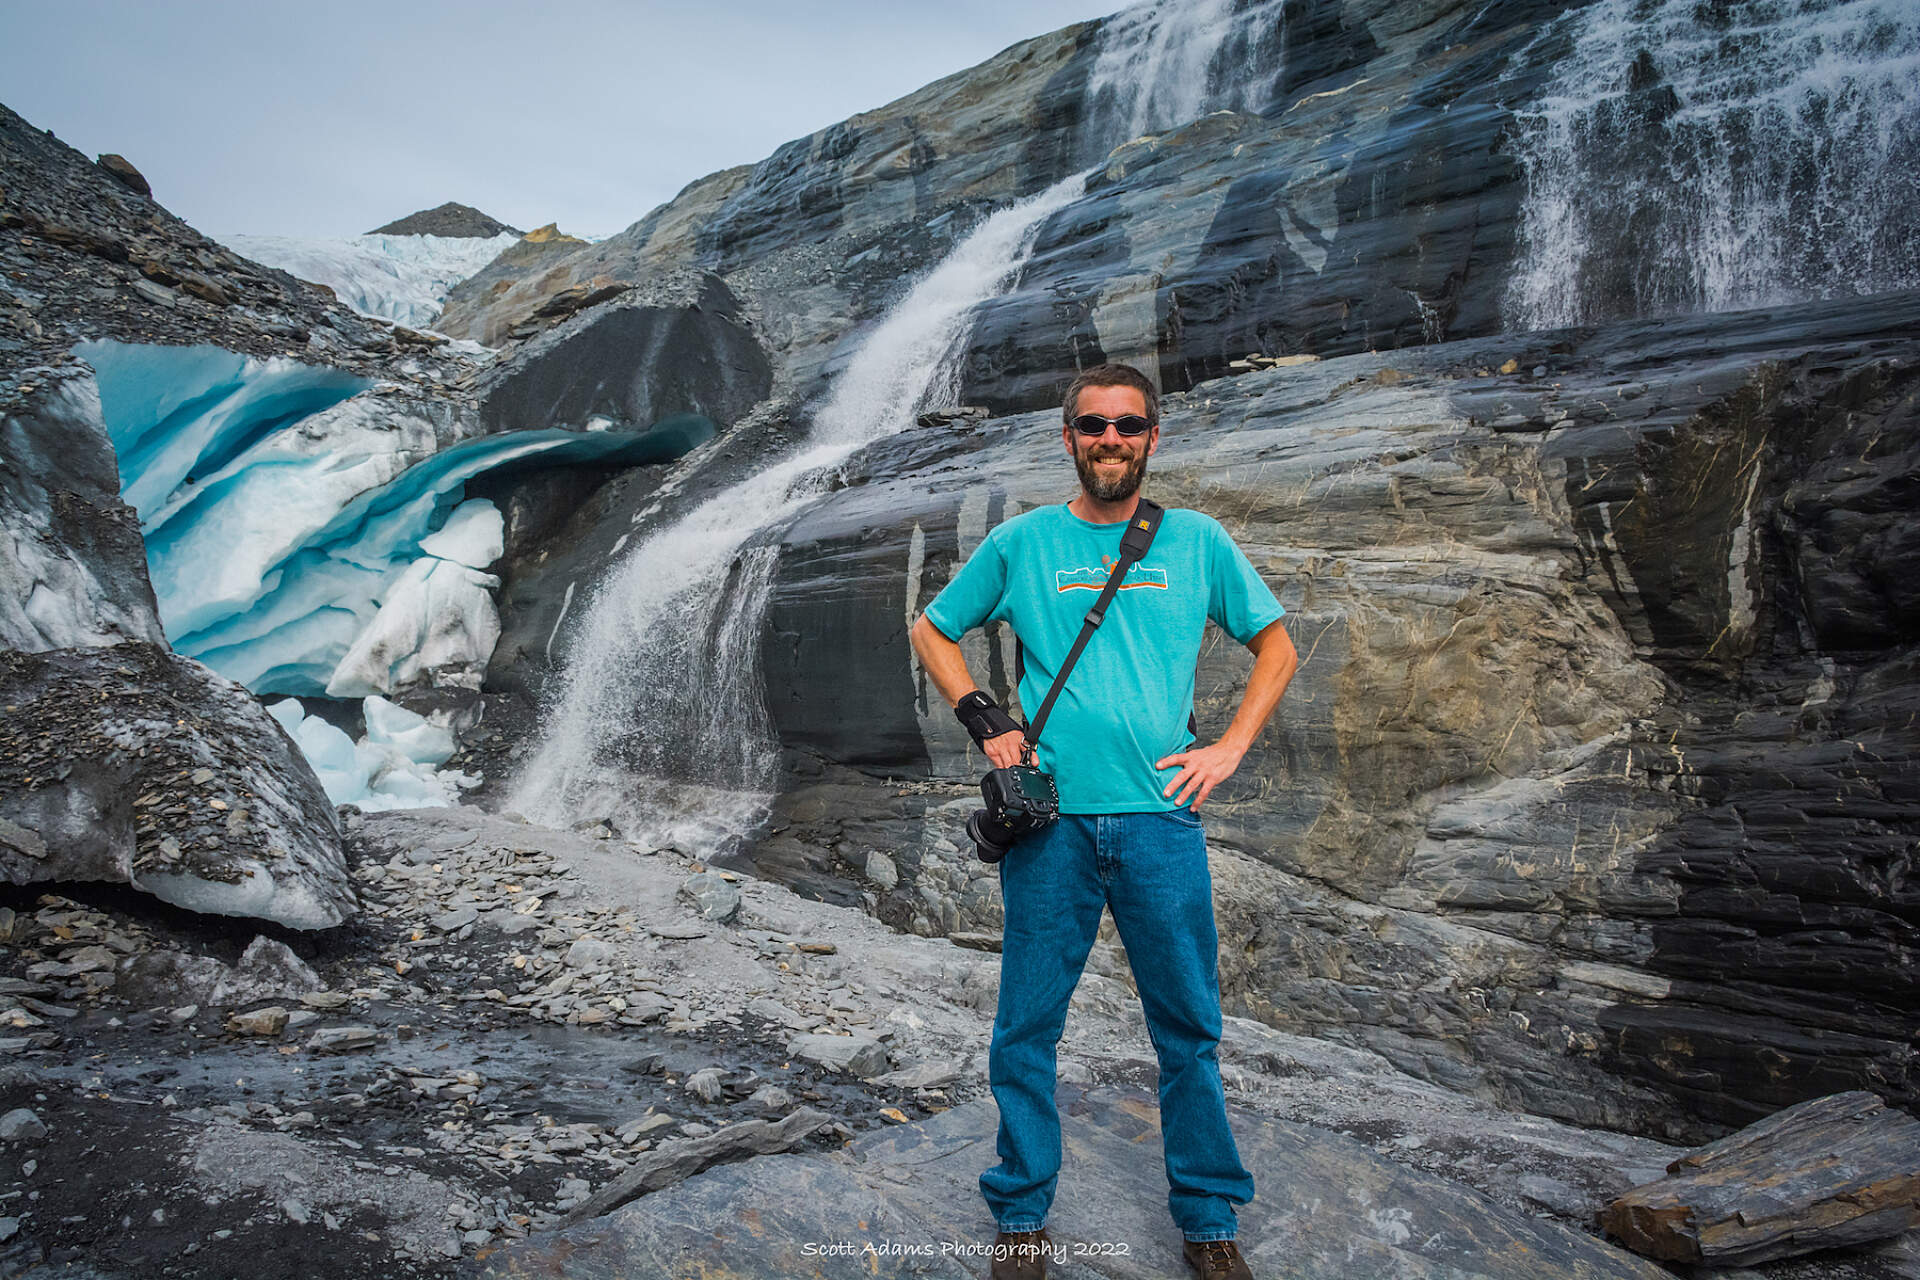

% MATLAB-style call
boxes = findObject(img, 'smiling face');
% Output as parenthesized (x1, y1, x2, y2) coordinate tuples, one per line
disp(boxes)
(1063, 383, 1159, 503)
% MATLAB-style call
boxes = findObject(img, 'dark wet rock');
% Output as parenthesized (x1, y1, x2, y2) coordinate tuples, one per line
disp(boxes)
(367, 202, 521, 238)
(0, 642, 353, 929)
(744, 290, 1920, 1139)
(1602, 1091, 1920, 1266)
(471, 276, 769, 437)
(479, 1084, 1672, 1279)
(679, 872, 742, 923)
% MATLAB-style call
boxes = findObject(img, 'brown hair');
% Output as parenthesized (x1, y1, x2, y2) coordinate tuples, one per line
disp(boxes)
(1061, 362, 1159, 426)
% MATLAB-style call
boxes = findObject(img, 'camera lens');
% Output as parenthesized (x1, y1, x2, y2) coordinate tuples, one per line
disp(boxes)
(967, 809, 1015, 864)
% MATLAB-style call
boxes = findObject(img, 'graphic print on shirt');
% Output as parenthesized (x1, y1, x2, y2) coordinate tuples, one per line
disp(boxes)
(1054, 555, 1169, 594)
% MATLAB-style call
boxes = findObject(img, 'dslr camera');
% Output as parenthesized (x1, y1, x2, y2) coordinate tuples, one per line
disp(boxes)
(954, 690, 1058, 863)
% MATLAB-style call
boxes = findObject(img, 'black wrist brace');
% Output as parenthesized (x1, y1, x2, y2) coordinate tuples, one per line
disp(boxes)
(954, 690, 1022, 747)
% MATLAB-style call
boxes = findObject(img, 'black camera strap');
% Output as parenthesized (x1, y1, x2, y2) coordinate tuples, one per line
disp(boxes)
(1024, 498, 1165, 754)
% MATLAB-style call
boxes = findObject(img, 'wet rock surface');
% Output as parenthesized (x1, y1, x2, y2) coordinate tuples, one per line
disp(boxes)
(742, 291, 1920, 1141)
(429, 0, 1565, 412)
(13, 804, 1907, 1279)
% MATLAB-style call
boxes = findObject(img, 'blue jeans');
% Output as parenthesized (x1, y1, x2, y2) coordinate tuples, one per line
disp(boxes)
(981, 810, 1254, 1242)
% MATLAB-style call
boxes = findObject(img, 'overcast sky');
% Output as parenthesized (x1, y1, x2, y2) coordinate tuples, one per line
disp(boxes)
(1, 0, 1118, 240)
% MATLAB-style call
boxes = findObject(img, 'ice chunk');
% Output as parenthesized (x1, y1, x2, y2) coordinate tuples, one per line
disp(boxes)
(363, 695, 455, 767)
(323, 558, 500, 698)
(416, 499, 503, 569)
(266, 697, 468, 812)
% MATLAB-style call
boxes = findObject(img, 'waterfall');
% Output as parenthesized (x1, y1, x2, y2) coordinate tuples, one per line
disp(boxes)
(507, 174, 1088, 849)
(1506, 0, 1920, 330)
(1082, 0, 1289, 150)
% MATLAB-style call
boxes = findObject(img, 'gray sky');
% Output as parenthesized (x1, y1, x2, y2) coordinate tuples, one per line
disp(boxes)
(1, 0, 1118, 240)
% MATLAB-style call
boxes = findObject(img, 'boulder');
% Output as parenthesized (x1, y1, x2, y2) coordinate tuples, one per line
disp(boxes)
(0, 642, 354, 929)
(786, 1032, 888, 1078)
(1602, 1091, 1920, 1266)
(679, 872, 741, 923)
(94, 153, 150, 197)
(472, 276, 769, 437)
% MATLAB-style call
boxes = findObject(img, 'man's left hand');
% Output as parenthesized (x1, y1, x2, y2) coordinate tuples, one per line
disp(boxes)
(1155, 741, 1248, 811)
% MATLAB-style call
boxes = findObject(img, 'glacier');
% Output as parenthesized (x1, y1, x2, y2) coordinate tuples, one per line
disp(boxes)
(218, 231, 520, 329)
(80, 338, 706, 809)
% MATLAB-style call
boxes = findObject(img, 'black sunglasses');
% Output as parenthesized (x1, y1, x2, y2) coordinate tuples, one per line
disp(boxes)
(1070, 413, 1154, 437)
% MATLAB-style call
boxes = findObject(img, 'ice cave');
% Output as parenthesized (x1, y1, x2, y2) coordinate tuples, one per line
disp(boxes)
(81, 338, 710, 809)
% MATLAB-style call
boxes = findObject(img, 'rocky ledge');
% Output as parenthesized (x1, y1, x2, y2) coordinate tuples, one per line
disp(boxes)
(5, 806, 1915, 1279)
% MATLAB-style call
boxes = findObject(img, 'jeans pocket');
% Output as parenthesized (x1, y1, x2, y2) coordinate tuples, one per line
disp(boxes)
(1162, 806, 1204, 829)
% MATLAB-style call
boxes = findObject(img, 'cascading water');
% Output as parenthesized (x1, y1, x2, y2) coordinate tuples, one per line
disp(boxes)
(1082, 0, 1289, 148)
(508, 174, 1088, 848)
(1505, 0, 1920, 330)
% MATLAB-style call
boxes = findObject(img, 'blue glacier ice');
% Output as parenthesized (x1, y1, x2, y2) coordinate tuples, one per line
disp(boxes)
(80, 339, 707, 700)
(268, 696, 472, 809)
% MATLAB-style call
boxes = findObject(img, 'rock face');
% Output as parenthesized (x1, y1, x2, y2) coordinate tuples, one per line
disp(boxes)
(477, 1082, 1674, 1280)
(0, 642, 355, 929)
(0, 369, 163, 653)
(424, 1, 1558, 405)
(367, 202, 521, 238)
(437, 224, 594, 346)
(744, 291, 1920, 1140)
(472, 273, 770, 438)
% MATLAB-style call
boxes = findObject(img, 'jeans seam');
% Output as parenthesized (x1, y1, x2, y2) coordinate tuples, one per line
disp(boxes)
(1183, 1230, 1237, 1242)
(998, 1220, 1046, 1233)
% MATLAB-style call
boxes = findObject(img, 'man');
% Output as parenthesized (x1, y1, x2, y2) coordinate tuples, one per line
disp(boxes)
(908, 362, 1298, 1280)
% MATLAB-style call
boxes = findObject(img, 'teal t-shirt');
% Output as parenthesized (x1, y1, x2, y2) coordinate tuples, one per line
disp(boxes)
(924, 503, 1285, 814)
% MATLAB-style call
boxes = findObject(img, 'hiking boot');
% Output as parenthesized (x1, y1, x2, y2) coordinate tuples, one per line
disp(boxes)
(1183, 1237, 1254, 1279)
(990, 1228, 1051, 1280)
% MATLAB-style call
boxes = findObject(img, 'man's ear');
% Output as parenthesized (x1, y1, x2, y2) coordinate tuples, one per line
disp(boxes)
(1146, 424, 1161, 456)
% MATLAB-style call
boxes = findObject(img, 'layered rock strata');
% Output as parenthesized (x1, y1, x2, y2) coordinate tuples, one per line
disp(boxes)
(740, 291, 1920, 1139)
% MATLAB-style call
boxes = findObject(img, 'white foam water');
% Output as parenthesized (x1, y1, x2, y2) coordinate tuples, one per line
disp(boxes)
(507, 174, 1088, 851)
(1083, 0, 1289, 148)
(1506, 0, 1920, 329)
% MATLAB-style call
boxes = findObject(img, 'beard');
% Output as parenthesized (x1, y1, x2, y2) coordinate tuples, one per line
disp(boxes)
(1073, 439, 1149, 502)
